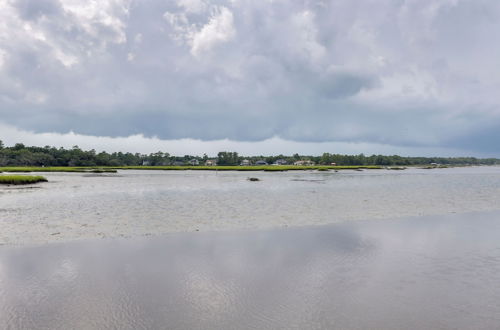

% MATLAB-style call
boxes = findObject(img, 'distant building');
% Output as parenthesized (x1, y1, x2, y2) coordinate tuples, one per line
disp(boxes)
(273, 159, 288, 165)
(142, 160, 151, 166)
(255, 160, 268, 166)
(172, 160, 185, 166)
(240, 159, 251, 166)
(205, 159, 217, 166)
(189, 159, 199, 166)
(294, 160, 315, 166)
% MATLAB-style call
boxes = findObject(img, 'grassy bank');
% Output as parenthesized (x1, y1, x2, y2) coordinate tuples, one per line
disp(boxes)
(0, 165, 382, 173)
(114, 165, 383, 171)
(0, 167, 117, 173)
(0, 175, 48, 185)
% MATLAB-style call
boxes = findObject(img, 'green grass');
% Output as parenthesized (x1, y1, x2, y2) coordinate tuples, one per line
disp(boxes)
(113, 165, 382, 171)
(0, 167, 117, 173)
(0, 165, 381, 173)
(420, 165, 450, 169)
(0, 175, 48, 185)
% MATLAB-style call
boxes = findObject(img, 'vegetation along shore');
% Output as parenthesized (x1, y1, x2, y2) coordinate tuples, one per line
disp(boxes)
(0, 165, 380, 173)
(1, 141, 499, 168)
(0, 175, 48, 185)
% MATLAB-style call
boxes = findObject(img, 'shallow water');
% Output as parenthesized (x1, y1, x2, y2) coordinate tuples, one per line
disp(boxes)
(2, 167, 500, 244)
(1, 212, 500, 329)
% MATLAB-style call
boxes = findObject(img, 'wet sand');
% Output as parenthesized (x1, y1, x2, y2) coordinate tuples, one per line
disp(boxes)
(2, 166, 500, 245)
(1, 211, 500, 329)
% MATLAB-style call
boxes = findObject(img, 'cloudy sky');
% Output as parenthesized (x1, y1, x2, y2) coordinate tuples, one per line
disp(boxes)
(1, 0, 499, 156)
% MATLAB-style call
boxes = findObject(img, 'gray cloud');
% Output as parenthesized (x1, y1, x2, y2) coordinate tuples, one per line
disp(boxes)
(13, 0, 62, 21)
(1, 0, 500, 154)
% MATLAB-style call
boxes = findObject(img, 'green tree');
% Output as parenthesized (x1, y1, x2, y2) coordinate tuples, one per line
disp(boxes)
(217, 151, 239, 165)
(13, 143, 25, 150)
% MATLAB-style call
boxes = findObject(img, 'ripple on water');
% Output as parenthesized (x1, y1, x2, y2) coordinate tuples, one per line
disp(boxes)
(2, 213, 500, 329)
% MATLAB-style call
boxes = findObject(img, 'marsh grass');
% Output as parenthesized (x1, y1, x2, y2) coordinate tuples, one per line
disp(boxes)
(90, 169, 118, 173)
(0, 175, 48, 185)
(420, 165, 450, 169)
(114, 165, 382, 171)
(0, 165, 380, 173)
(0, 167, 117, 173)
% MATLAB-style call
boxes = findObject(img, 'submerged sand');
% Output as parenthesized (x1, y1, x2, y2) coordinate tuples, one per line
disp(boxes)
(2, 166, 500, 245)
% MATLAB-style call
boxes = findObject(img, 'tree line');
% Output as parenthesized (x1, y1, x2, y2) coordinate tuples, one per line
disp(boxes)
(0, 141, 499, 167)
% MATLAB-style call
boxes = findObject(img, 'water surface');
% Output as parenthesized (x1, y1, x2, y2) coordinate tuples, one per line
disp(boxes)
(1, 212, 500, 329)
(2, 167, 500, 244)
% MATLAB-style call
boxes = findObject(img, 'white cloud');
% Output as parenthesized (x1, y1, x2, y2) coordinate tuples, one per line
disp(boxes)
(0, 48, 6, 69)
(190, 6, 235, 57)
(289, 10, 326, 64)
(60, 0, 129, 44)
(178, 0, 208, 14)
(164, 3, 236, 57)
(134, 33, 143, 43)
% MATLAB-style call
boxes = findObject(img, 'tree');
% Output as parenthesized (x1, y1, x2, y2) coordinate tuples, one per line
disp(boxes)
(0, 140, 3, 149)
(13, 143, 25, 150)
(217, 151, 239, 165)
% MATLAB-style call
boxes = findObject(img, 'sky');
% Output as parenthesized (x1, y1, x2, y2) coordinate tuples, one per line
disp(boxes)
(1, 0, 500, 156)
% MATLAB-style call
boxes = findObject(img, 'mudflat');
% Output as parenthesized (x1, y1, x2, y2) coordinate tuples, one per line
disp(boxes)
(2, 166, 500, 245)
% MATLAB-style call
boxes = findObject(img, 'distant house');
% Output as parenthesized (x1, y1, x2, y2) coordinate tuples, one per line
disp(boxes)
(273, 159, 287, 165)
(205, 159, 217, 166)
(142, 160, 151, 166)
(172, 160, 185, 166)
(294, 160, 315, 166)
(255, 160, 268, 166)
(189, 159, 199, 166)
(240, 159, 251, 166)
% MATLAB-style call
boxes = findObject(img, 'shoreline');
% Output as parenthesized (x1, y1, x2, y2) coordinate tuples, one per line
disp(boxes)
(1, 165, 382, 173)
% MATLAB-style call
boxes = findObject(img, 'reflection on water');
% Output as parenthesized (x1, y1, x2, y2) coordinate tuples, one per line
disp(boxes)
(2, 167, 500, 244)
(1, 212, 500, 329)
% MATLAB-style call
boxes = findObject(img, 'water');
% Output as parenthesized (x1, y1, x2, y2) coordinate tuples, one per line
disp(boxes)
(2, 167, 500, 244)
(1, 212, 500, 329)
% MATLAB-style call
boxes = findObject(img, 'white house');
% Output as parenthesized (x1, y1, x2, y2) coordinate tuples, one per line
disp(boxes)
(294, 160, 315, 166)
(205, 159, 217, 166)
